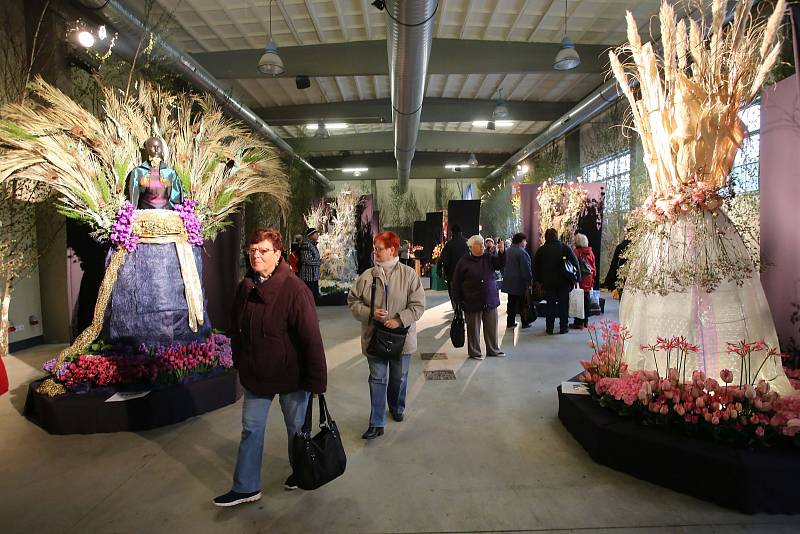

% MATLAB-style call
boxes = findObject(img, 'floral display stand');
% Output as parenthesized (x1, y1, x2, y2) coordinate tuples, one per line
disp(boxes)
(430, 265, 447, 291)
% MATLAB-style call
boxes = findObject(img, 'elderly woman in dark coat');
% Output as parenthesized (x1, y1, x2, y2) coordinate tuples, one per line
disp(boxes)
(451, 235, 506, 360)
(502, 232, 533, 329)
(214, 228, 327, 508)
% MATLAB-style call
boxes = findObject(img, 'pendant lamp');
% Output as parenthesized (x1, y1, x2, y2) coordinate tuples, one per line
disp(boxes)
(553, 0, 581, 71)
(258, 0, 285, 76)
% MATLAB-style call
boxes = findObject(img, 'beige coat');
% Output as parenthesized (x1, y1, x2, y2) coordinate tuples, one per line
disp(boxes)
(347, 262, 426, 356)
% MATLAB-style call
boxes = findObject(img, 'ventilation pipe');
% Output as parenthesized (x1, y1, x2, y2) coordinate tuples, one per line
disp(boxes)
(485, 1, 749, 181)
(92, 0, 331, 189)
(386, 0, 437, 193)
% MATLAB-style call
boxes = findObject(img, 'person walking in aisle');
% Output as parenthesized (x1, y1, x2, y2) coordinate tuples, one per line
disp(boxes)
(347, 231, 426, 440)
(214, 228, 327, 508)
(533, 228, 580, 335)
(451, 235, 506, 359)
(571, 233, 596, 330)
(299, 227, 321, 299)
(502, 232, 533, 329)
(438, 224, 469, 307)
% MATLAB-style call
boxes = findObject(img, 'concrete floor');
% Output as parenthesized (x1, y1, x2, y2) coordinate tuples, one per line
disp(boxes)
(2, 290, 800, 534)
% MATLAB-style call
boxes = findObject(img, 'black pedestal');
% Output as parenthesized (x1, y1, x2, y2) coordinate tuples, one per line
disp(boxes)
(24, 369, 242, 434)
(317, 292, 348, 306)
(557, 385, 800, 514)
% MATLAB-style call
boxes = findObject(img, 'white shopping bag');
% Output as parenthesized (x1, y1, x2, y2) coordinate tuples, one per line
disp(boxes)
(568, 288, 585, 319)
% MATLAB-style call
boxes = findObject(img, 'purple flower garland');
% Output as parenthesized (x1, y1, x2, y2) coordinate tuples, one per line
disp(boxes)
(109, 201, 139, 252)
(175, 199, 204, 247)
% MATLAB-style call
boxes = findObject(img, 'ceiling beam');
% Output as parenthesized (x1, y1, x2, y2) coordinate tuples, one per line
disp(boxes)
(325, 165, 495, 181)
(256, 98, 576, 125)
(191, 39, 613, 79)
(290, 131, 533, 154)
(310, 151, 511, 169)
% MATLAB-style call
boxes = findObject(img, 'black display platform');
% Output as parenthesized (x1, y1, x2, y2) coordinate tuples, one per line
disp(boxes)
(317, 292, 348, 306)
(24, 369, 242, 435)
(557, 385, 800, 514)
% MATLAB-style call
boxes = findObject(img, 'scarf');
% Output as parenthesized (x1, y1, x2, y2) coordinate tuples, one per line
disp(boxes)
(376, 256, 400, 270)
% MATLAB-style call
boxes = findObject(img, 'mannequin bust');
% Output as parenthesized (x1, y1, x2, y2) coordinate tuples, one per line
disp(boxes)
(126, 137, 184, 210)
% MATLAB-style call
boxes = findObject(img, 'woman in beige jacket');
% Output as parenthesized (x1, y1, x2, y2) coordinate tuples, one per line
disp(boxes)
(347, 231, 426, 440)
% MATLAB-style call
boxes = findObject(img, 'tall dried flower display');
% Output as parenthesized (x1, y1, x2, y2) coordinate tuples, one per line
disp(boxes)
(536, 179, 589, 245)
(0, 78, 288, 395)
(610, 0, 792, 394)
(305, 187, 360, 294)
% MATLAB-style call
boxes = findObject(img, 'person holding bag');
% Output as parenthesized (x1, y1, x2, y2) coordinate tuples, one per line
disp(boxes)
(571, 233, 596, 330)
(214, 228, 327, 508)
(348, 231, 426, 440)
(533, 228, 580, 335)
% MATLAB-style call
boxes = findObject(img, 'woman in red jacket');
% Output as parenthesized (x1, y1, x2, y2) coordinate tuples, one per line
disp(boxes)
(214, 228, 328, 508)
(572, 233, 596, 330)
(0, 355, 8, 396)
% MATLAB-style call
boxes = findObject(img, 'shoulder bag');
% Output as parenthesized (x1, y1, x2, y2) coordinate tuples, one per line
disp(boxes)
(366, 276, 409, 360)
(450, 304, 465, 348)
(291, 394, 347, 490)
(562, 245, 579, 284)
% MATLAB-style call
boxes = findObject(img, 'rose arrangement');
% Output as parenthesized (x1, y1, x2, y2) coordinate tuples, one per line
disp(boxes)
(639, 179, 724, 224)
(579, 322, 800, 446)
(43, 334, 233, 392)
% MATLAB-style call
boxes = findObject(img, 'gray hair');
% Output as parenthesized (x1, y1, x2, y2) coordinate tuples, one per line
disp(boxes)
(467, 234, 485, 247)
(573, 233, 589, 248)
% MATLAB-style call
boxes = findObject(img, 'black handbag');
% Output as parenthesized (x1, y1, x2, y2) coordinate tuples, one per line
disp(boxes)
(291, 394, 347, 490)
(562, 246, 579, 284)
(366, 277, 409, 360)
(450, 304, 465, 348)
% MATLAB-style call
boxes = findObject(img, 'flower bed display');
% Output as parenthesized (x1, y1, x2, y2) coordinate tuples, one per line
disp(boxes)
(40, 334, 233, 394)
(577, 321, 800, 447)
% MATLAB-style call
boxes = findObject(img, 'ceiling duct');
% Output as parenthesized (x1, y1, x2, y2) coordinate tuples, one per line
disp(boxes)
(90, 0, 331, 189)
(386, 0, 437, 193)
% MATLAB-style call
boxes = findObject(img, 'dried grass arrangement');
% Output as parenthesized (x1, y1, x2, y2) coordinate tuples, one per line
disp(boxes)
(610, 0, 787, 294)
(0, 78, 287, 240)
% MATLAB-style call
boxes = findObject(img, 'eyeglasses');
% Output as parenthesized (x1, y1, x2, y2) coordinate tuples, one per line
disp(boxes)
(248, 247, 276, 257)
(374, 246, 387, 252)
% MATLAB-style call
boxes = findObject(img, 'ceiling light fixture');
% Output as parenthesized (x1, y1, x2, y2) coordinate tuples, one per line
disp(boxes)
(343, 167, 368, 173)
(467, 153, 478, 166)
(486, 120, 496, 131)
(472, 120, 514, 128)
(258, 0, 285, 76)
(371, 0, 386, 11)
(325, 123, 349, 130)
(492, 89, 510, 121)
(553, 0, 581, 70)
(314, 123, 331, 139)
(77, 30, 95, 48)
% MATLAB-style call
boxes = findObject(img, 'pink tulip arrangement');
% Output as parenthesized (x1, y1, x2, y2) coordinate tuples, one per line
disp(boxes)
(578, 320, 631, 385)
(43, 334, 233, 392)
(578, 322, 800, 446)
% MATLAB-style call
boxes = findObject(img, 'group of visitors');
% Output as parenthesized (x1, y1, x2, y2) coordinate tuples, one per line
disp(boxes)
(215, 227, 426, 508)
(214, 222, 598, 508)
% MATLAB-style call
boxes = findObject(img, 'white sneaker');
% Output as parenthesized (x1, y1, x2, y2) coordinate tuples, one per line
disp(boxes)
(469, 354, 485, 360)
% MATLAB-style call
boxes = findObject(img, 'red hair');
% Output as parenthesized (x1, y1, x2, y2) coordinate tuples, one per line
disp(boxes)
(247, 228, 284, 251)
(374, 231, 400, 256)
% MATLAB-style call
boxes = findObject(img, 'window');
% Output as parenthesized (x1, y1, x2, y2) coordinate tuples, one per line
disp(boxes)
(729, 103, 760, 194)
(582, 150, 631, 211)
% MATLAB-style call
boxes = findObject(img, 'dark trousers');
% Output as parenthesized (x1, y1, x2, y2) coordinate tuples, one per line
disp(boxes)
(545, 286, 570, 333)
(304, 280, 319, 301)
(506, 294, 525, 327)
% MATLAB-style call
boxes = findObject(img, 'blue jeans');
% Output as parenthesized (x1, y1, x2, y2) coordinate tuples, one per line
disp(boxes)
(367, 354, 411, 427)
(232, 389, 310, 493)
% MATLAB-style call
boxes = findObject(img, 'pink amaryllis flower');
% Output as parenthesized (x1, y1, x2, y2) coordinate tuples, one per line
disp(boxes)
(720, 369, 734, 384)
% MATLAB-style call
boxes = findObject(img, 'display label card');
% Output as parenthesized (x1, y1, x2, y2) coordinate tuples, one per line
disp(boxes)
(561, 381, 589, 395)
(105, 391, 151, 402)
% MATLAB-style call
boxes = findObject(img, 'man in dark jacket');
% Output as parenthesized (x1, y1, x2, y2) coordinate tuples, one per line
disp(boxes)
(299, 227, 322, 299)
(533, 228, 580, 335)
(214, 228, 327, 508)
(502, 233, 533, 329)
(438, 224, 469, 305)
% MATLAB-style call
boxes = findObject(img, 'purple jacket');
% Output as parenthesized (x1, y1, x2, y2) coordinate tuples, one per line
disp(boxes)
(451, 252, 506, 313)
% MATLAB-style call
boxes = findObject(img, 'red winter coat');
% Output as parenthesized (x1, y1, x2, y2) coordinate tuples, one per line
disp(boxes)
(232, 260, 327, 395)
(0, 356, 8, 396)
(573, 246, 596, 292)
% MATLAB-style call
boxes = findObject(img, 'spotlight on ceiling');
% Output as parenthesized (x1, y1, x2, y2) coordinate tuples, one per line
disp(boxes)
(553, 0, 581, 70)
(467, 153, 478, 166)
(486, 120, 496, 131)
(295, 75, 310, 90)
(77, 30, 95, 48)
(472, 120, 513, 129)
(371, 0, 386, 11)
(258, 1, 285, 76)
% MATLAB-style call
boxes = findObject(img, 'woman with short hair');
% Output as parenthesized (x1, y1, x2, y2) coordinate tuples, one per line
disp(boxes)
(571, 232, 596, 330)
(451, 235, 506, 360)
(348, 231, 426, 440)
(215, 228, 327, 507)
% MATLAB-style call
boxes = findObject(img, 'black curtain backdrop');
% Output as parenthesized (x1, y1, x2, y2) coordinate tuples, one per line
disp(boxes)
(66, 219, 110, 340)
(576, 185, 605, 290)
(425, 211, 444, 257)
(412, 220, 429, 249)
(202, 212, 243, 335)
(447, 200, 481, 238)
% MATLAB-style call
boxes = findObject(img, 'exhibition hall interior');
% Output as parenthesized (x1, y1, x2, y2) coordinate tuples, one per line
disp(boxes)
(3, 0, 800, 532)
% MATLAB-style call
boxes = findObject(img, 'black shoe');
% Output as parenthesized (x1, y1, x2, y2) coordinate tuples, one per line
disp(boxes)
(506, 322, 517, 329)
(521, 322, 532, 329)
(213, 490, 262, 507)
(558, 329, 569, 334)
(284, 474, 299, 491)
(546, 329, 554, 335)
(390, 411, 404, 422)
(362, 426, 384, 440)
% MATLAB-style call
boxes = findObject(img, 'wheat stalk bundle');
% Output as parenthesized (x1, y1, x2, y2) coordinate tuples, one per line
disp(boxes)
(609, 0, 786, 195)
